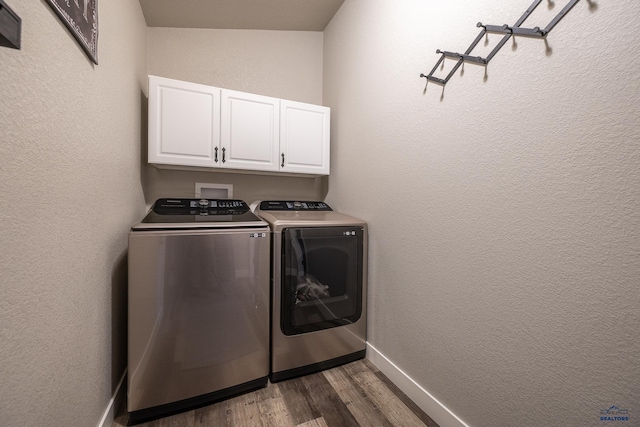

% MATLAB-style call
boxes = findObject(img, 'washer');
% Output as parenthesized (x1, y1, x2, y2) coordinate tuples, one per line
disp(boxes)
(128, 198, 270, 423)
(253, 200, 367, 382)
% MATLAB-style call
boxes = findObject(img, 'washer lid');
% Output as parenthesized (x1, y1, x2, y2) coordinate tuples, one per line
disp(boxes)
(131, 198, 268, 230)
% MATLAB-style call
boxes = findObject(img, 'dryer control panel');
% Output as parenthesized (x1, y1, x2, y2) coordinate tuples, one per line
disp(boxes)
(259, 201, 332, 211)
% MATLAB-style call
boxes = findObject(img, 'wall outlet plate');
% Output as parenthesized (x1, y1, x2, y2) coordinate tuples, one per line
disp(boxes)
(195, 183, 233, 199)
(0, 0, 21, 50)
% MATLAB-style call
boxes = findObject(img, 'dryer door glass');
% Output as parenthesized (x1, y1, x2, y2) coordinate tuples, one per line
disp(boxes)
(281, 226, 363, 335)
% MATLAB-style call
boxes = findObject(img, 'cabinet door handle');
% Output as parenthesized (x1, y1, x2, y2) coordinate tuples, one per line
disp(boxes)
(222, 147, 226, 163)
(281, 153, 285, 168)
(214, 147, 218, 163)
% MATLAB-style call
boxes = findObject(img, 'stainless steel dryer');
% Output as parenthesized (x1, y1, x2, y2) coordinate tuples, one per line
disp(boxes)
(253, 201, 367, 382)
(128, 198, 270, 424)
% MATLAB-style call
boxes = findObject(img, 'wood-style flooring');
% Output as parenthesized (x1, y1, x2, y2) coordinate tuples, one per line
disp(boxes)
(113, 359, 440, 427)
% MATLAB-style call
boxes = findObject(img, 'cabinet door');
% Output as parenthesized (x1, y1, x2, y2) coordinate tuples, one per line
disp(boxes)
(280, 100, 330, 175)
(148, 76, 221, 167)
(220, 90, 280, 172)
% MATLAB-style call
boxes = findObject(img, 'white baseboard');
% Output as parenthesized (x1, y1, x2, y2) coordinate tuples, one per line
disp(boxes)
(366, 343, 469, 427)
(97, 369, 127, 427)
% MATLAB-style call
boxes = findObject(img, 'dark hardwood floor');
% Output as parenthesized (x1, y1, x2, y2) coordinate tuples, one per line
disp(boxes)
(113, 359, 440, 427)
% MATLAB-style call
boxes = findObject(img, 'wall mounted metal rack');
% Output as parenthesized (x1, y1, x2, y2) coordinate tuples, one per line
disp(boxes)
(420, 0, 580, 86)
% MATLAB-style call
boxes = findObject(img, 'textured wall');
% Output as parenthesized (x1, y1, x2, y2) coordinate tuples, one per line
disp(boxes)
(323, 1, 640, 426)
(144, 28, 327, 205)
(0, 1, 147, 425)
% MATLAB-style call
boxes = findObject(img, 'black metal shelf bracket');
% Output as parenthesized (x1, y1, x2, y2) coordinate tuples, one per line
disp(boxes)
(420, 0, 581, 88)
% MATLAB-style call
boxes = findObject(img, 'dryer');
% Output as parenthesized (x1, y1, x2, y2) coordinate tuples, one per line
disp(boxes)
(253, 201, 367, 382)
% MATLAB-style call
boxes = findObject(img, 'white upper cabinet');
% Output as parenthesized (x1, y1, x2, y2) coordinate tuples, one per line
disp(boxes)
(147, 76, 330, 176)
(280, 100, 330, 175)
(148, 76, 220, 167)
(220, 90, 280, 172)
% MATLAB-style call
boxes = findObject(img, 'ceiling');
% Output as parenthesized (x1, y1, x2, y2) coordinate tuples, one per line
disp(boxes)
(138, 0, 346, 31)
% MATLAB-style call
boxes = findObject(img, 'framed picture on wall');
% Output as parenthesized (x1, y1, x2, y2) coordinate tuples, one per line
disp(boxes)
(45, 0, 98, 64)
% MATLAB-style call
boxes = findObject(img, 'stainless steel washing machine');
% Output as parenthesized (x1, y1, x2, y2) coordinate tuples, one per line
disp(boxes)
(128, 198, 270, 423)
(253, 200, 367, 382)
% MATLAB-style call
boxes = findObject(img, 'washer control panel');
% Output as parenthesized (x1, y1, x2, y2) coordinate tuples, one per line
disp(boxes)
(259, 201, 332, 211)
(153, 198, 249, 214)
(188, 199, 245, 209)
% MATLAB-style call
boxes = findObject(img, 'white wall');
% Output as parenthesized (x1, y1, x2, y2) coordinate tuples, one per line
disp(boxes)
(324, 1, 640, 426)
(0, 1, 147, 425)
(144, 28, 327, 205)
(148, 28, 324, 104)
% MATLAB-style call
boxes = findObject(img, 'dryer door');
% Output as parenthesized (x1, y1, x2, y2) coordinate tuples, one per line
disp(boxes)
(281, 226, 364, 335)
